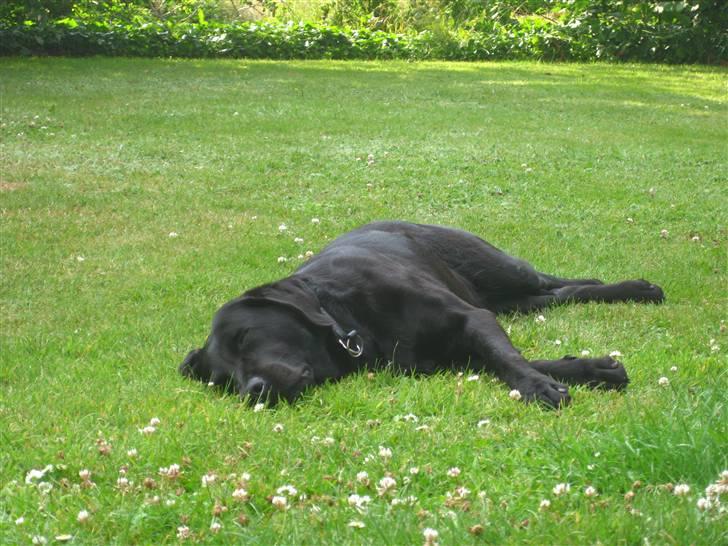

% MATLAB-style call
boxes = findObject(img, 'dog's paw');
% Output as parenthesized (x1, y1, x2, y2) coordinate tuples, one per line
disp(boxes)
(582, 356, 629, 390)
(513, 375, 571, 409)
(621, 280, 665, 303)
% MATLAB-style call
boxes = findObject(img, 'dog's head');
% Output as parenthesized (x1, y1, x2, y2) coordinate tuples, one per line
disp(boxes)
(179, 279, 343, 404)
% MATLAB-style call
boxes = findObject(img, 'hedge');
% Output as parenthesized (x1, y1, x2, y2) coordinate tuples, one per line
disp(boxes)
(1, 18, 725, 63)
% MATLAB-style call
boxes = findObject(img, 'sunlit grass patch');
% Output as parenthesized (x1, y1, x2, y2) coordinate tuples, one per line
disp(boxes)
(0, 58, 726, 544)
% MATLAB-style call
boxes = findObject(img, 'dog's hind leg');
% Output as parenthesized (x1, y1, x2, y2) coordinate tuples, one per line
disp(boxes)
(529, 355, 629, 390)
(536, 273, 604, 288)
(490, 279, 665, 314)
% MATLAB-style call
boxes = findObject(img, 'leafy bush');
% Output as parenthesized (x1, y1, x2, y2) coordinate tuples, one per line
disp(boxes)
(0, 1, 725, 63)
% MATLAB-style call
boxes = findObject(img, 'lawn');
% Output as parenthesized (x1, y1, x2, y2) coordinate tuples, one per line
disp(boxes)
(0, 58, 726, 545)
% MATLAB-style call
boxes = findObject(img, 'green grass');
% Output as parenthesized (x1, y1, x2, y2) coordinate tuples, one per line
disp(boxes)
(1, 58, 726, 545)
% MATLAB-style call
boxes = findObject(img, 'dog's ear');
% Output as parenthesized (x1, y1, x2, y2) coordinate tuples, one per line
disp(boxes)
(242, 278, 339, 333)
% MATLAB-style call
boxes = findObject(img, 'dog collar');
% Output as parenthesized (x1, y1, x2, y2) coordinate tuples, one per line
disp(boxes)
(338, 330, 364, 358)
(318, 306, 365, 359)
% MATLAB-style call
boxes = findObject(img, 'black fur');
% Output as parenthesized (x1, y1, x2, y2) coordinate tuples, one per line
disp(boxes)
(179, 221, 664, 408)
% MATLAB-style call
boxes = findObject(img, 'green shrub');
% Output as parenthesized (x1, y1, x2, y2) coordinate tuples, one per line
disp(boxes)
(1, 1, 725, 63)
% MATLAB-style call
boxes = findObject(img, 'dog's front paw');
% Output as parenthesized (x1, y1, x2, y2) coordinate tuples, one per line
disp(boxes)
(583, 356, 630, 390)
(513, 375, 571, 409)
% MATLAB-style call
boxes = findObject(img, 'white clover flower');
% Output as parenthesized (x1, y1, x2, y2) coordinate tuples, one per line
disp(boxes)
(253, 403, 265, 412)
(159, 464, 181, 479)
(581, 349, 591, 356)
(409, 467, 420, 475)
(77, 510, 90, 523)
(311, 218, 320, 225)
(356, 471, 369, 484)
(78, 469, 91, 481)
(232, 488, 249, 501)
(37, 482, 53, 495)
(321, 436, 335, 447)
(674, 484, 690, 496)
(447, 467, 461, 478)
(609, 350, 622, 358)
(15, 516, 25, 525)
(240, 472, 252, 482)
(348, 520, 366, 528)
(691, 235, 701, 242)
(402, 413, 419, 422)
(126, 448, 138, 458)
(348, 494, 371, 509)
(201, 472, 217, 487)
(25, 465, 53, 484)
(455, 486, 471, 498)
(376, 476, 397, 496)
(553, 483, 570, 496)
(705, 484, 721, 499)
(423, 527, 439, 543)
(140, 425, 156, 435)
(584, 486, 598, 497)
(378, 446, 392, 459)
(271, 495, 289, 510)
(273, 423, 284, 433)
(116, 477, 131, 491)
(277, 256, 288, 264)
(278, 223, 288, 232)
(554, 339, 562, 346)
(509, 389, 522, 400)
(535, 315, 546, 323)
(466, 374, 480, 382)
(294, 237, 304, 244)
(168, 232, 179, 238)
(697, 497, 711, 510)
(305, 250, 314, 258)
(660, 229, 669, 238)
(670, 366, 678, 372)
(658, 376, 670, 387)
(477, 419, 491, 428)
(277, 484, 298, 496)
(176, 525, 191, 540)
(210, 521, 222, 534)
(539, 499, 551, 510)
(165, 498, 176, 507)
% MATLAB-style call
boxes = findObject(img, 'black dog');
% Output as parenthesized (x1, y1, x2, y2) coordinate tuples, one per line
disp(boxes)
(180, 221, 664, 408)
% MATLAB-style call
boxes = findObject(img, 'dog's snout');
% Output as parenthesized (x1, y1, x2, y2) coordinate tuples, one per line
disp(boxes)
(244, 376, 270, 399)
(178, 349, 201, 377)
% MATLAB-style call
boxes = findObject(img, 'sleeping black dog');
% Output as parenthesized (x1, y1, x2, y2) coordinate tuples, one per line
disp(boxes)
(179, 221, 664, 408)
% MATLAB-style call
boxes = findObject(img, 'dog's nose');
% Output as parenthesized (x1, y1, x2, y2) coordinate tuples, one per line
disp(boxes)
(244, 376, 269, 399)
